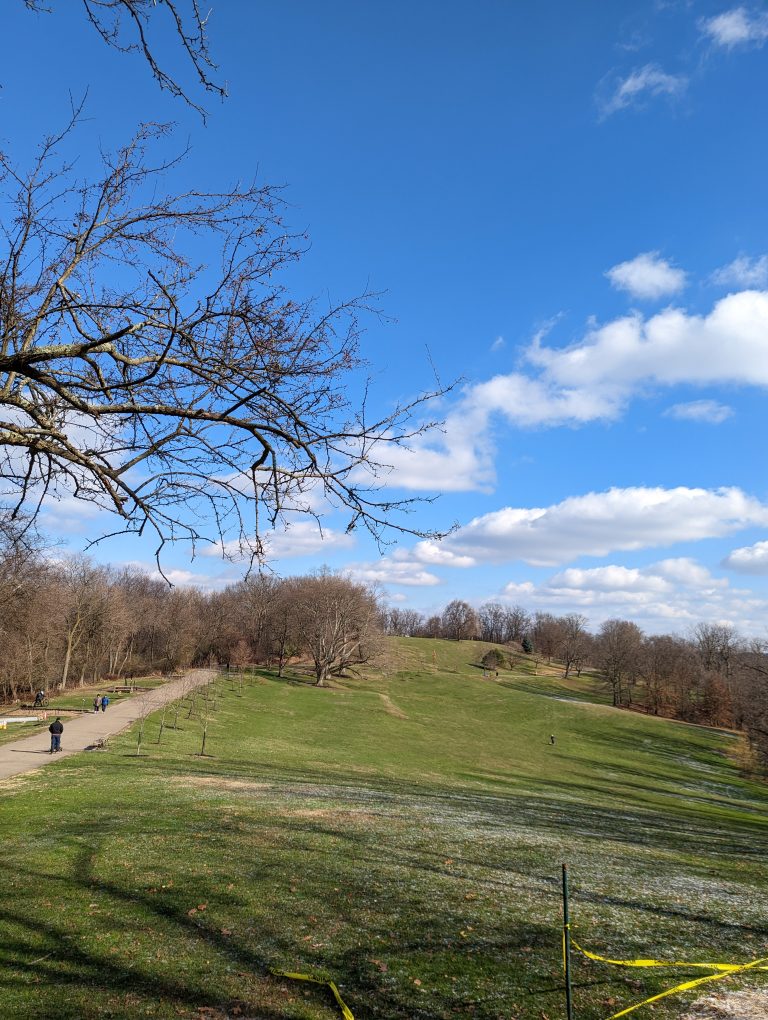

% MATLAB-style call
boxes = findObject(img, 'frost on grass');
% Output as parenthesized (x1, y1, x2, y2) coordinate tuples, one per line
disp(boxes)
(681, 988, 768, 1019)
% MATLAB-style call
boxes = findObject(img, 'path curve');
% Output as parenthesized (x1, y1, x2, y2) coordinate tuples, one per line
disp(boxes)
(0, 668, 217, 783)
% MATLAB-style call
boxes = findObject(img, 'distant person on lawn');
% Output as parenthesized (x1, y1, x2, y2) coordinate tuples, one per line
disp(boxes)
(49, 718, 63, 753)
(34, 689, 46, 707)
(93, 695, 101, 713)
(101, 695, 109, 712)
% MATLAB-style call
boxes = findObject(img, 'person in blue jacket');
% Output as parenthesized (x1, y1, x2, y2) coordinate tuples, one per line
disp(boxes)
(100, 695, 110, 712)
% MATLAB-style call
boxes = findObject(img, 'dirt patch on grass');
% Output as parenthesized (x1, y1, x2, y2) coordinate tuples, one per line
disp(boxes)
(681, 989, 768, 1019)
(378, 693, 407, 719)
(173, 775, 272, 793)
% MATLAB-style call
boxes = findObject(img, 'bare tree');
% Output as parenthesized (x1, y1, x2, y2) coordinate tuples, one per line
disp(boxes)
(0, 120, 449, 566)
(559, 613, 588, 679)
(293, 572, 381, 686)
(504, 605, 531, 645)
(440, 600, 478, 642)
(478, 602, 507, 644)
(597, 619, 643, 708)
(531, 613, 563, 664)
(22, 0, 226, 115)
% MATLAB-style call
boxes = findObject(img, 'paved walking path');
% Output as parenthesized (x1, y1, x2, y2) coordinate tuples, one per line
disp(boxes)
(0, 668, 217, 783)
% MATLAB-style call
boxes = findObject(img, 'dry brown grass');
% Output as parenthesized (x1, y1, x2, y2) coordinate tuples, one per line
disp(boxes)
(681, 988, 768, 1019)
(378, 692, 408, 718)
(173, 775, 271, 793)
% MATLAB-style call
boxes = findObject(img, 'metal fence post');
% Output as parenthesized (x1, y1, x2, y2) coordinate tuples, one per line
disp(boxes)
(562, 863, 574, 1020)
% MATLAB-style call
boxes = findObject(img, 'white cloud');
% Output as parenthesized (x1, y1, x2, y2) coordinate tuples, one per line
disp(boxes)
(366, 402, 496, 493)
(490, 335, 505, 352)
(527, 288, 768, 392)
(411, 486, 768, 567)
(664, 399, 734, 424)
(466, 372, 623, 427)
(652, 557, 728, 588)
(346, 558, 441, 587)
(701, 7, 768, 48)
(202, 520, 356, 561)
(499, 557, 761, 634)
(372, 288, 768, 493)
(122, 562, 234, 591)
(549, 565, 672, 594)
(402, 541, 475, 568)
(711, 254, 768, 288)
(606, 251, 687, 300)
(722, 540, 768, 574)
(600, 64, 687, 118)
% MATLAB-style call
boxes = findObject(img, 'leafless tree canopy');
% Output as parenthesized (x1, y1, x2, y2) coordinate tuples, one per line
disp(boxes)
(0, 120, 447, 562)
(23, 0, 225, 114)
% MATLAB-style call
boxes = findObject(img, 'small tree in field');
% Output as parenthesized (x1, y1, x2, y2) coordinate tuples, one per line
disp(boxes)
(197, 678, 214, 756)
(135, 691, 154, 755)
(481, 648, 505, 671)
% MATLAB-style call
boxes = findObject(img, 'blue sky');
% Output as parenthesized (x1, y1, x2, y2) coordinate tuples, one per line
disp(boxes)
(6, 1, 768, 634)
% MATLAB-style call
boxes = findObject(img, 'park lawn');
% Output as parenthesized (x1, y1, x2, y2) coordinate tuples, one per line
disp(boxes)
(0, 718, 48, 746)
(0, 643, 766, 1020)
(46, 676, 168, 712)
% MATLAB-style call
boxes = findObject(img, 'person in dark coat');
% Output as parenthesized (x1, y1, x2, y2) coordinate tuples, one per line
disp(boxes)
(49, 718, 64, 753)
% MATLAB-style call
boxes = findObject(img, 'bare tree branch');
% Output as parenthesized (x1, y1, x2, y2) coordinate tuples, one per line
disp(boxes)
(22, 0, 226, 116)
(0, 120, 453, 566)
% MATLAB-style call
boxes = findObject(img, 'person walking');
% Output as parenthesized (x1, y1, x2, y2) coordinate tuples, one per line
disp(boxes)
(49, 717, 64, 753)
(93, 695, 101, 713)
(100, 695, 110, 712)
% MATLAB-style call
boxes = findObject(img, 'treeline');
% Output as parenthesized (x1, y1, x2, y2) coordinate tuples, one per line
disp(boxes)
(2, 540, 767, 766)
(0, 546, 379, 699)
(384, 600, 768, 765)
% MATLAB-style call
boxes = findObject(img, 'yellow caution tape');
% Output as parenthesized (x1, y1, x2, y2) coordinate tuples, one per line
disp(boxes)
(568, 937, 768, 1019)
(571, 937, 768, 973)
(271, 968, 355, 1020)
(604, 955, 768, 1019)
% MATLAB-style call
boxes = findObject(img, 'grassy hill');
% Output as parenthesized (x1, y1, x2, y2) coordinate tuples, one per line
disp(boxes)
(0, 637, 766, 1019)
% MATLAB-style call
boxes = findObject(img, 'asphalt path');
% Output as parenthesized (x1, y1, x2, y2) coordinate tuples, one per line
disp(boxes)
(0, 668, 217, 783)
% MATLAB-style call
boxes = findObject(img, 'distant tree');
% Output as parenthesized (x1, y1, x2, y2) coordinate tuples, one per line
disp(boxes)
(293, 572, 381, 686)
(481, 648, 505, 671)
(384, 607, 425, 637)
(521, 635, 533, 655)
(479, 602, 507, 644)
(265, 580, 302, 678)
(505, 606, 531, 645)
(733, 641, 768, 763)
(559, 613, 589, 679)
(693, 623, 738, 679)
(441, 600, 479, 642)
(531, 613, 563, 664)
(421, 615, 442, 639)
(597, 619, 643, 707)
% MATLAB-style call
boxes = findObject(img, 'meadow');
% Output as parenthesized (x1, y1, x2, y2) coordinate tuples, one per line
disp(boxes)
(0, 639, 766, 1019)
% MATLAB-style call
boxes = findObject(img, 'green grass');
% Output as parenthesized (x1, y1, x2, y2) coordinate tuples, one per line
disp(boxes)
(0, 641, 766, 1019)
(0, 718, 48, 745)
(46, 676, 167, 712)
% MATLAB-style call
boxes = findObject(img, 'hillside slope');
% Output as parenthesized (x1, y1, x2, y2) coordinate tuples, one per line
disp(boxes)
(0, 638, 766, 1020)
